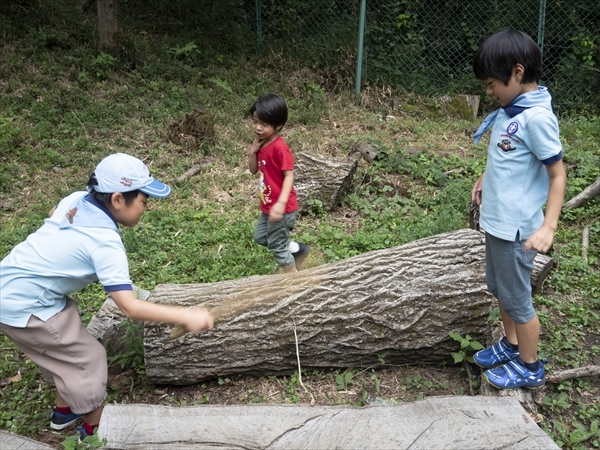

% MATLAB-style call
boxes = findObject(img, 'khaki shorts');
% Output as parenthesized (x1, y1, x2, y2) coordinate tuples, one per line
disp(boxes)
(0, 298, 107, 414)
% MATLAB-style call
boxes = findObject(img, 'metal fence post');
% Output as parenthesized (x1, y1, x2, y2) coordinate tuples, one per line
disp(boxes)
(537, 0, 547, 63)
(256, 0, 263, 55)
(355, 0, 366, 106)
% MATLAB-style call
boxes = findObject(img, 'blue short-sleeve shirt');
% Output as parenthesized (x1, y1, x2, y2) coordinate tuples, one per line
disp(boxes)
(480, 106, 562, 241)
(0, 191, 133, 327)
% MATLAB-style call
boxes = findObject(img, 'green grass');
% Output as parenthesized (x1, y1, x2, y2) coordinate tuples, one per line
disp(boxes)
(0, 3, 599, 449)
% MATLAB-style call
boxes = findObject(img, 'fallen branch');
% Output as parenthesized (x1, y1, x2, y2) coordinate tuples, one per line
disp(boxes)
(546, 365, 600, 384)
(582, 227, 589, 263)
(564, 176, 600, 209)
(177, 160, 213, 183)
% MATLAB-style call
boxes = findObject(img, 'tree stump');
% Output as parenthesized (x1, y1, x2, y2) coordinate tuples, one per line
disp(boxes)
(294, 151, 359, 212)
(168, 105, 215, 153)
(438, 95, 480, 120)
(144, 228, 495, 385)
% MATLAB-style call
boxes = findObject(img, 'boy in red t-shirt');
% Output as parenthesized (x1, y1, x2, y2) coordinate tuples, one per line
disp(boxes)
(248, 94, 309, 272)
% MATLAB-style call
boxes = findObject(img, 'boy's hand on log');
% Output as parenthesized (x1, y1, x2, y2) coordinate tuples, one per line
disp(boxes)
(181, 308, 215, 333)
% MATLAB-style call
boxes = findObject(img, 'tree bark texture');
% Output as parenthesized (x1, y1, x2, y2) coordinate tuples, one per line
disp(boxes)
(97, 0, 118, 50)
(294, 151, 358, 212)
(144, 228, 496, 385)
(564, 176, 600, 209)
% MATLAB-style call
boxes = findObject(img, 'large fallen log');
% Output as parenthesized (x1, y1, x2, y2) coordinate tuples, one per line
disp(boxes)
(144, 228, 497, 385)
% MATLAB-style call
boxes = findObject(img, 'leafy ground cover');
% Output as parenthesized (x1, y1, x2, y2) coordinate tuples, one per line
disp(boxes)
(0, 4, 599, 449)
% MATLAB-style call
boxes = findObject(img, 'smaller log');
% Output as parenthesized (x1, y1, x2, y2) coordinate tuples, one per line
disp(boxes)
(294, 151, 358, 212)
(530, 253, 554, 294)
(546, 365, 600, 384)
(564, 176, 600, 209)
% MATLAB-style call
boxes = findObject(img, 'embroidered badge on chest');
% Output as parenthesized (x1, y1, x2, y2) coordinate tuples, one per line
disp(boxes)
(497, 139, 516, 152)
(507, 122, 519, 135)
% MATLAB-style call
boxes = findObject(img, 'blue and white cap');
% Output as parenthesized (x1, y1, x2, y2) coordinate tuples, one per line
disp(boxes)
(93, 153, 171, 198)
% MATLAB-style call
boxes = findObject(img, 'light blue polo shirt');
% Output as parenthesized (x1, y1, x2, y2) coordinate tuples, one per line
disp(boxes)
(0, 191, 133, 328)
(480, 106, 562, 241)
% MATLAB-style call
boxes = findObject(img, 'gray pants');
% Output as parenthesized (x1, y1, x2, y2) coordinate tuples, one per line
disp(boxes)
(253, 211, 298, 268)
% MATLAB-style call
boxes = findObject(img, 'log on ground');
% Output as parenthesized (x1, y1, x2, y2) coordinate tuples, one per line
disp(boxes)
(564, 176, 600, 210)
(294, 151, 358, 212)
(144, 228, 495, 385)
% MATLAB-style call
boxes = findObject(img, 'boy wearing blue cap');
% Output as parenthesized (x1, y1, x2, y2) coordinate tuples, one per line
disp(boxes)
(0, 153, 214, 437)
(470, 30, 566, 389)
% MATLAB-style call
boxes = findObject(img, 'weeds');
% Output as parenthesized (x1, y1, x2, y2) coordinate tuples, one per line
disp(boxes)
(60, 433, 107, 450)
(449, 333, 484, 365)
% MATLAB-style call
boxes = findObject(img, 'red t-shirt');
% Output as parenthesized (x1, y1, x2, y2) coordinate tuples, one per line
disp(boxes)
(256, 136, 299, 214)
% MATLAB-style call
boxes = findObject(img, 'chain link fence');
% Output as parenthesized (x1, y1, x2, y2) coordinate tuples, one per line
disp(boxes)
(235, 0, 599, 113)
(362, 0, 600, 113)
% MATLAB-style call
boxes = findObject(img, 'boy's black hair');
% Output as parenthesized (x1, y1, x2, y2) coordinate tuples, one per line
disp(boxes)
(86, 172, 141, 207)
(249, 94, 288, 129)
(473, 30, 542, 85)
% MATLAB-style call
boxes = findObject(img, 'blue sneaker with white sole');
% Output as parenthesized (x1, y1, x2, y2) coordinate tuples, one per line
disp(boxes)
(50, 409, 83, 430)
(77, 425, 98, 440)
(483, 358, 546, 389)
(473, 337, 518, 369)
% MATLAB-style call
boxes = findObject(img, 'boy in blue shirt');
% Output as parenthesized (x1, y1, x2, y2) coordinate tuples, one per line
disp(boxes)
(0, 153, 214, 437)
(470, 30, 566, 389)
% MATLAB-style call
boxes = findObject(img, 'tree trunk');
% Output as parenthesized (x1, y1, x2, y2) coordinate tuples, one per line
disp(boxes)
(144, 228, 496, 385)
(294, 151, 358, 212)
(97, 0, 118, 50)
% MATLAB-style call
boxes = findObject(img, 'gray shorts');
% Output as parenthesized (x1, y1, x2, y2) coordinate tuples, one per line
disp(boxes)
(485, 232, 537, 324)
(0, 298, 107, 414)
